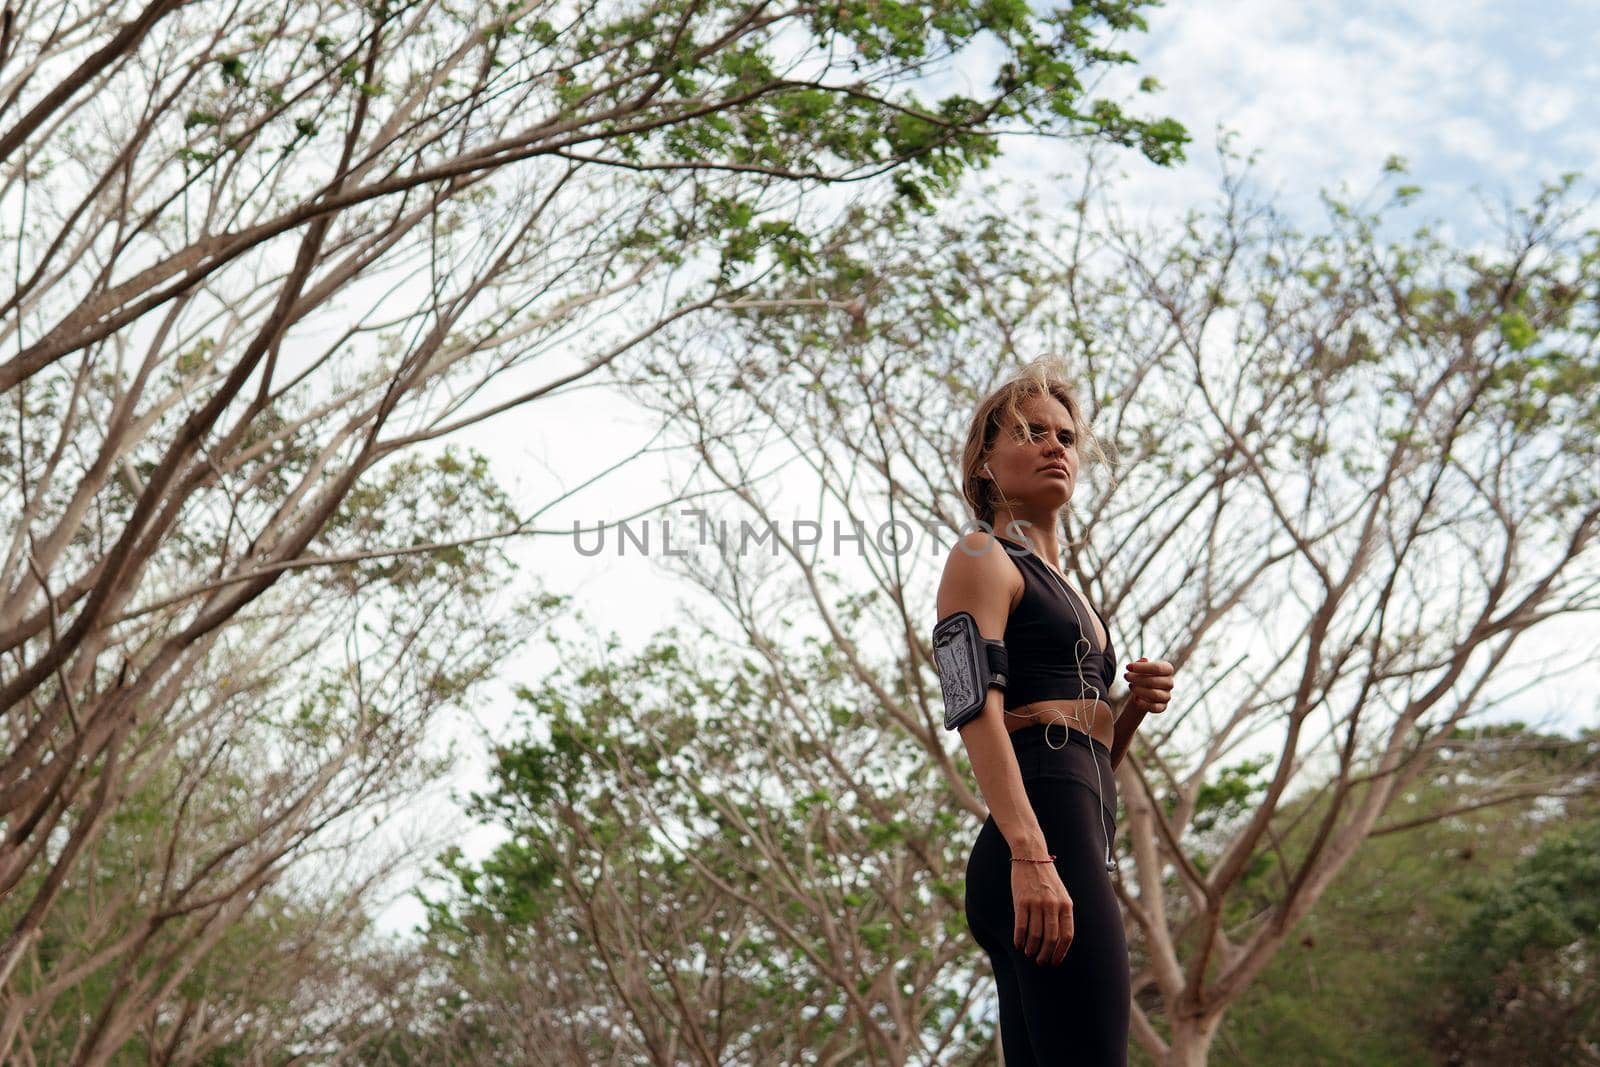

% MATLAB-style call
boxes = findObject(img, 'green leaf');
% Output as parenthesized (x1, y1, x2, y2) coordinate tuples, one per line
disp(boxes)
(1498, 311, 1537, 351)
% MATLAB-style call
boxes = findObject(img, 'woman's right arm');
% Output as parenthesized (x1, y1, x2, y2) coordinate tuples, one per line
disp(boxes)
(937, 532, 1074, 966)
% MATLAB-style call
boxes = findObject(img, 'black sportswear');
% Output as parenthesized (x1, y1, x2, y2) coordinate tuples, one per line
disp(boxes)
(965, 722, 1130, 1065)
(991, 535, 1115, 707)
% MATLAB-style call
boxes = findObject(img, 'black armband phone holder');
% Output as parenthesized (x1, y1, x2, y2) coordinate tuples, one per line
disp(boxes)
(932, 611, 1008, 731)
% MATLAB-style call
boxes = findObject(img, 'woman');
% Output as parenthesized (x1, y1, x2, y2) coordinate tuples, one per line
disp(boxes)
(933, 360, 1175, 1065)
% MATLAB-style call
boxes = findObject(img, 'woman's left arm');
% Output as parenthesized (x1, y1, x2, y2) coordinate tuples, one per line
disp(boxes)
(1109, 658, 1174, 770)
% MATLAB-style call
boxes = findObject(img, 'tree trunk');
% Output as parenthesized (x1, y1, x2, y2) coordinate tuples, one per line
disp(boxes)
(1164, 1013, 1222, 1067)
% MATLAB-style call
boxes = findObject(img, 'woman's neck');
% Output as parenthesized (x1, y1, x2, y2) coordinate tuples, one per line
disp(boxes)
(991, 511, 1063, 570)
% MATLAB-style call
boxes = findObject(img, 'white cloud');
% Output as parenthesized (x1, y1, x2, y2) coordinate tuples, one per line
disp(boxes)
(1012, 0, 1594, 235)
(1435, 115, 1506, 165)
(1518, 84, 1579, 132)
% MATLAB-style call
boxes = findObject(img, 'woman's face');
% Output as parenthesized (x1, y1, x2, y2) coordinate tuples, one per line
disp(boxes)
(981, 394, 1080, 513)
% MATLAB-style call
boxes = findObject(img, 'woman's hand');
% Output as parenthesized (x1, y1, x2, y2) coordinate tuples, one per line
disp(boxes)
(1011, 860, 1074, 966)
(1124, 657, 1174, 714)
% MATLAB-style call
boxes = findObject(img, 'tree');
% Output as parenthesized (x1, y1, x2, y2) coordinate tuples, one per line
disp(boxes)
(607, 155, 1600, 1064)
(1431, 802, 1600, 1065)
(388, 673, 1598, 1065)
(10, 792, 397, 1065)
(0, 0, 1185, 1058)
(1211, 724, 1599, 1066)
(0, 445, 539, 1061)
(386, 624, 998, 1065)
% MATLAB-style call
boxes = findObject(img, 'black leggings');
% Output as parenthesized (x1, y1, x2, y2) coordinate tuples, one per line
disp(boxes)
(964, 722, 1130, 1066)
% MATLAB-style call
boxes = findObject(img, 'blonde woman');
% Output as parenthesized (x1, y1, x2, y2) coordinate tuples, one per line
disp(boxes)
(933, 361, 1174, 1065)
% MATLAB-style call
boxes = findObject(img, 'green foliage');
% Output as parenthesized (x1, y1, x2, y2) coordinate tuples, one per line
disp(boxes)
(1499, 310, 1537, 351)
(1208, 726, 1599, 1067)
(217, 54, 249, 86)
(548, 0, 1186, 227)
(2, 757, 378, 1064)
(401, 619, 996, 1061)
(1189, 754, 1273, 835)
(1431, 817, 1600, 1065)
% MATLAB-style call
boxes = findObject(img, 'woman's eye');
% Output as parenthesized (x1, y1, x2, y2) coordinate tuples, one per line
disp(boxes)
(1018, 424, 1075, 446)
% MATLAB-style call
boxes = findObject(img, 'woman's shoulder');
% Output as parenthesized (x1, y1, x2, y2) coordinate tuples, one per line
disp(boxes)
(944, 529, 1022, 565)
(938, 530, 1025, 611)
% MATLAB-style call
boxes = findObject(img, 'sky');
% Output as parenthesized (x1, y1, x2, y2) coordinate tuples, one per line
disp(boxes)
(1086, 0, 1598, 233)
(370, 0, 1600, 936)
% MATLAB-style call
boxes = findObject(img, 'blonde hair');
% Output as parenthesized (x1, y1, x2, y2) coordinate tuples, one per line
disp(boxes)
(959, 357, 1115, 528)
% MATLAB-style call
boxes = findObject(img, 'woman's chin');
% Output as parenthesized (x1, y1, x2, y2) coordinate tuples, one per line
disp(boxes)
(1037, 479, 1073, 504)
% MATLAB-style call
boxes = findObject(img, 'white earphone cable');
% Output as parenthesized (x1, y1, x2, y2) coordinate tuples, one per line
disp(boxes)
(983, 460, 1116, 872)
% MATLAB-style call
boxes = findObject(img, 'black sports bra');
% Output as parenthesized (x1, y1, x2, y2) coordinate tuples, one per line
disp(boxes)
(992, 535, 1116, 708)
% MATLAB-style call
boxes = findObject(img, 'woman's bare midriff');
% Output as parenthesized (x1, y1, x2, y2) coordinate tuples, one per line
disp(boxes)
(1005, 698, 1116, 750)
(996, 564, 1116, 749)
